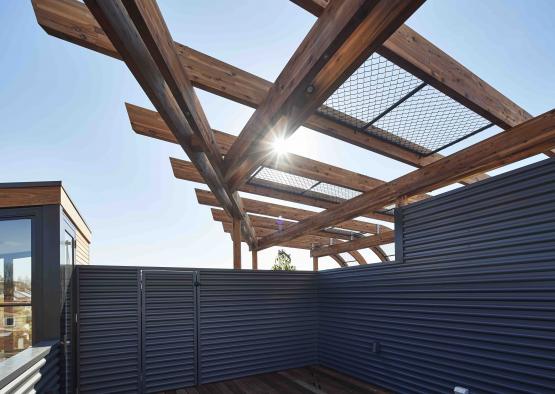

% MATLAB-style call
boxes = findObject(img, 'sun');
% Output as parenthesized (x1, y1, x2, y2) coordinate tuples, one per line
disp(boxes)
(272, 137, 290, 156)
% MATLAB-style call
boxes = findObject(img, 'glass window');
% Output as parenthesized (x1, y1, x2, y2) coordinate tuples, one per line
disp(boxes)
(0, 219, 32, 362)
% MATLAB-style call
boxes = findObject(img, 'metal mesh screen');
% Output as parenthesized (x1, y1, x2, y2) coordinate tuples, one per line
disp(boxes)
(318, 53, 493, 155)
(248, 167, 362, 204)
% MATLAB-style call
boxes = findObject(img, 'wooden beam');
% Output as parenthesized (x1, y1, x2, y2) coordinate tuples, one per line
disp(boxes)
(127, 103, 426, 202)
(260, 109, 555, 250)
(195, 189, 389, 234)
(311, 232, 395, 257)
(211, 208, 354, 241)
(312, 255, 318, 271)
(370, 246, 390, 262)
(171, 157, 394, 223)
(223, 0, 425, 189)
(33, 0, 488, 185)
(232, 218, 241, 269)
(348, 250, 367, 265)
(292, 0, 532, 129)
(221, 222, 332, 250)
(330, 254, 347, 267)
(252, 250, 258, 270)
(82, 0, 256, 246)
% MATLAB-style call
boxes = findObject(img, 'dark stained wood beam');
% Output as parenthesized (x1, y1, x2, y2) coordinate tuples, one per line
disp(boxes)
(126, 103, 426, 202)
(251, 250, 258, 270)
(312, 255, 318, 271)
(82, 0, 256, 246)
(171, 157, 394, 223)
(223, 0, 425, 190)
(292, 0, 532, 129)
(259, 109, 555, 250)
(195, 189, 390, 234)
(311, 232, 395, 257)
(33, 0, 488, 185)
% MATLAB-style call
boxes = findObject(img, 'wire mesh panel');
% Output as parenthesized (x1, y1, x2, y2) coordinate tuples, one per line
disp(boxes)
(248, 167, 362, 204)
(317, 53, 493, 155)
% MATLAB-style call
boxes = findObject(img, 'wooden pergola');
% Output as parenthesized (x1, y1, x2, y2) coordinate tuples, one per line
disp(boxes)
(33, 0, 555, 269)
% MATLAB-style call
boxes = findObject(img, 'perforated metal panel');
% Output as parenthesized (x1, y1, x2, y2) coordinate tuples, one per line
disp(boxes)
(141, 270, 197, 392)
(76, 266, 141, 393)
(198, 270, 318, 384)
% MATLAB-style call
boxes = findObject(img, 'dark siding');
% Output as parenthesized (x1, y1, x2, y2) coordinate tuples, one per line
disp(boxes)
(198, 270, 318, 384)
(142, 270, 196, 392)
(0, 342, 61, 393)
(318, 159, 555, 394)
(77, 266, 141, 393)
(402, 158, 555, 264)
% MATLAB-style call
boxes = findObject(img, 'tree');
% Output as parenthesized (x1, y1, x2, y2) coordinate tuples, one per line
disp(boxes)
(272, 249, 295, 271)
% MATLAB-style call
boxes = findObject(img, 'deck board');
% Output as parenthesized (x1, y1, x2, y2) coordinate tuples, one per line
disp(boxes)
(161, 366, 390, 394)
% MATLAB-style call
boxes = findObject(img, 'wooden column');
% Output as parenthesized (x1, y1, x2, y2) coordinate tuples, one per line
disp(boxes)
(313, 256, 318, 272)
(251, 250, 258, 270)
(232, 218, 241, 269)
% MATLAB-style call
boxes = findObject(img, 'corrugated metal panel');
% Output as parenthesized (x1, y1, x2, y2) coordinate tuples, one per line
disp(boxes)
(77, 266, 141, 393)
(318, 159, 555, 394)
(141, 270, 196, 392)
(401, 158, 555, 264)
(198, 270, 318, 384)
(0, 342, 60, 394)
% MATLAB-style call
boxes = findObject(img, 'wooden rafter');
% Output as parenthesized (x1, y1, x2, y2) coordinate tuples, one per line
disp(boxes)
(330, 254, 348, 267)
(258, 109, 555, 250)
(82, 0, 256, 246)
(311, 232, 395, 257)
(370, 246, 390, 262)
(292, 0, 533, 129)
(211, 208, 355, 242)
(126, 103, 427, 203)
(223, 0, 425, 190)
(171, 157, 393, 223)
(33, 0, 490, 184)
(195, 189, 387, 234)
(348, 250, 367, 265)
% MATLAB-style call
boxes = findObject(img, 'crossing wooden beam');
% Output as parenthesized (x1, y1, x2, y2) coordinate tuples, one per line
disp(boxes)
(81, 0, 256, 247)
(33, 0, 489, 184)
(259, 109, 555, 250)
(171, 157, 394, 223)
(223, 0, 425, 190)
(291, 0, 533, 129)
(195, 189, 389, 234)
(126, 103, 427, 202)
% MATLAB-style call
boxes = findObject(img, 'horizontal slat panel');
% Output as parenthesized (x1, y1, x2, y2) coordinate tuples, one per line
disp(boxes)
(142, 270, 196, 392)
(198, 270, 318, 384)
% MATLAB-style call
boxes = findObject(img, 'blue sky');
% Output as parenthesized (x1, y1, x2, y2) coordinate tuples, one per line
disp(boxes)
(1, 0, 554, 270)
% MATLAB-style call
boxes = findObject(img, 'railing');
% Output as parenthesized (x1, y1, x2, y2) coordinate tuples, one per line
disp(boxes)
(0, 341, 60, 394)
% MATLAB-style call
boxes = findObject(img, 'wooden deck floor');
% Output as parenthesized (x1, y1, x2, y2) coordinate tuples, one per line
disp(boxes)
(162, 366, 390, 394)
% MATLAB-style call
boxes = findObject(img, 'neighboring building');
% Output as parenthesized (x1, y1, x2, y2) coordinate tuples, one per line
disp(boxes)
(0, 182, 91, 361)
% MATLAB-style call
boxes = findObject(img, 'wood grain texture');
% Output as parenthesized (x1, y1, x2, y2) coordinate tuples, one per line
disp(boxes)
(34, 0, 488, 185)
(223, 0, 425, 189)
(171, 157, 394, 223)
(348, 250, 367, 265)
(293, 0, 532, 129)
(195, 189, 389, 234)
(83, 0, 256, 246)
(259, 108, 555, 250)
(127, 103, 426, 202)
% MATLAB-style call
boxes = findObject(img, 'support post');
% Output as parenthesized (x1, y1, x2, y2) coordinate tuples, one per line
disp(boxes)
(232, 218, 241, 269)
(313, 256, 318, 272)
(394, 199, 406, 263)
(251, 250, 258, 270)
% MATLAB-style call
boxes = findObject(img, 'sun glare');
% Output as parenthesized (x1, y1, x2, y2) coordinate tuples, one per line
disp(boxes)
(272, 137, 289, 156)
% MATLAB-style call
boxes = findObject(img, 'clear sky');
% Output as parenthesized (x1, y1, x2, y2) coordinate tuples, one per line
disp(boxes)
(1, 0, 554, 270)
